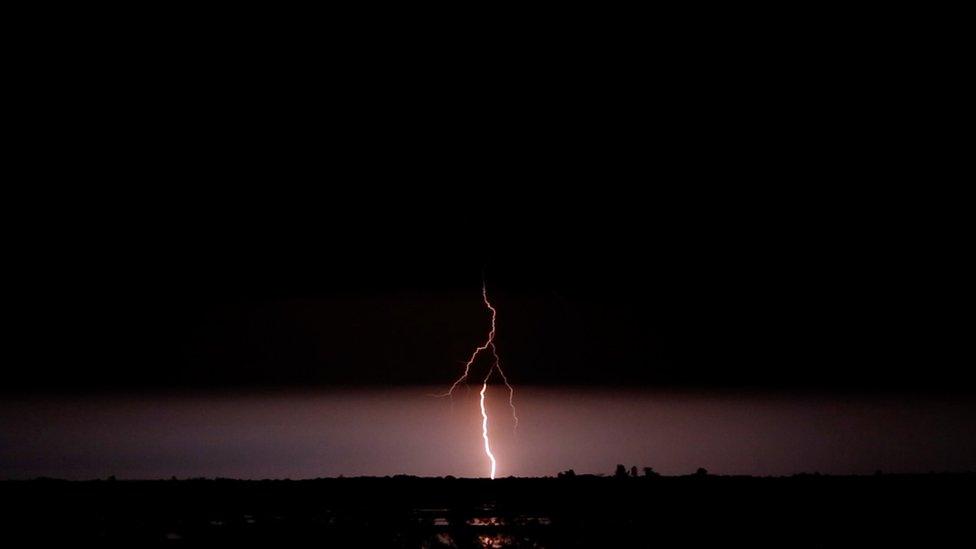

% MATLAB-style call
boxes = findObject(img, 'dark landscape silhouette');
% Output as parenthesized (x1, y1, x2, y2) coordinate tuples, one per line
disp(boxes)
(2, 468, 972, 547)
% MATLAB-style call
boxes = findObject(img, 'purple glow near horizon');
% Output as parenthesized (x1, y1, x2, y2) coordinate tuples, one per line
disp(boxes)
(1, 388, 974, 480)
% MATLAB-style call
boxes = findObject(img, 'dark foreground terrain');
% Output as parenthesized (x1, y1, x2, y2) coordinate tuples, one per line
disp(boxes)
(1, 474, 972, 547)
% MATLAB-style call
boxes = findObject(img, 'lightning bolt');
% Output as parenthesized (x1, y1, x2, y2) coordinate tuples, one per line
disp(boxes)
(479, 378, 496, 480)
(435, 280, 517, 479)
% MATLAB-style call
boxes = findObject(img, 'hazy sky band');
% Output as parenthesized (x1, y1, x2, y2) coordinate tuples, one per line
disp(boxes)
(3, 388, 973, 480)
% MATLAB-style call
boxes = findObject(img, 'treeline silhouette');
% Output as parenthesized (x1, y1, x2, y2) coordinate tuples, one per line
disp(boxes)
(557, 464, 693, 478)
(2, 472, 972, 547)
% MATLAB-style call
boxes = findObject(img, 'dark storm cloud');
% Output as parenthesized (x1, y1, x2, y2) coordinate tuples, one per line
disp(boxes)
(4, 197, 971, 393)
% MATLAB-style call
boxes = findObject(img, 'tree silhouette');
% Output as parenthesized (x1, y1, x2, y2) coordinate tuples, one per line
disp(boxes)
(614, 464, 628, 479)
(643, 467, 660, 478)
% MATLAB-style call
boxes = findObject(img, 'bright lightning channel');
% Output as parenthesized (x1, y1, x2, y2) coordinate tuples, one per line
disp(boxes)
(436, 280, 517, 479)
(479, 378, 496, 479)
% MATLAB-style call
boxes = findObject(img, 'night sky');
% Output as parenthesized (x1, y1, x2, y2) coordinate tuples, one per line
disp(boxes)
(3, 21, 972, 484)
